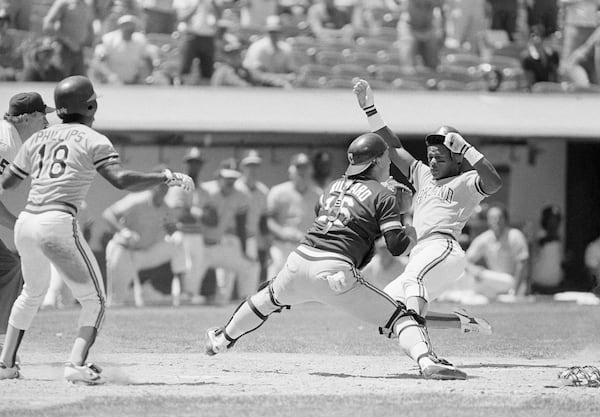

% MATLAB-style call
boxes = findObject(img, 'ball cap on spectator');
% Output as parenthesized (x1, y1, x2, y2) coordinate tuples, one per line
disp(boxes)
(265, 15, 282, 32)
(7, 92, 55, 116)
(241, 149, 263, 166)
(183, 146, 204, 163)
(290, 152, 311, 167)
(117, 14, 140, 27)
(218, 158, 242, 179)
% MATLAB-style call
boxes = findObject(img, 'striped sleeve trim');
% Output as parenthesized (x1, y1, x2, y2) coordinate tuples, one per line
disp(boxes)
(381, 220, 403, 232)
(94, 154, 119, 170)
(475, 177, 491, 197)
(9, 164, 29, 179)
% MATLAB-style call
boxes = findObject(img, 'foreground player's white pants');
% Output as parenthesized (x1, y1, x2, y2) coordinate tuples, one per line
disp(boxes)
(11, 211, 105, 330)
(105, 233, 186, 305)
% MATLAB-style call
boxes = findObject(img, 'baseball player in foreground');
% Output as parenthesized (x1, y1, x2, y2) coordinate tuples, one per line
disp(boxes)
(0, 92, 54, 350)
(353, 79, 502, 336)
(205, 133, 468, 380)
(0, 75, 193, 385)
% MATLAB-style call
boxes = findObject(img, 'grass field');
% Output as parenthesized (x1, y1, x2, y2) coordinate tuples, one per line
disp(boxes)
(1, 299, 600, 417)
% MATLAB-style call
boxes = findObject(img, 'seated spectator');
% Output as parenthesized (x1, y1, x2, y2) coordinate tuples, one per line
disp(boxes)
(90, 15, 154, 84)
(398, 0, 446, 70)
(307, 0, 355, 41)
(21, 37, 66, 82)
(562, 25, 600, 87)
(0, 9, 21, 81)
(526, 0, 558, 39)
(488, 0, 519, 42)
(481, 65, 505, 92)
(242, 15, 296, 88)
(463, 204, 529, 301)
(521, 24, 560, 89)
(445, 0, 487, 53)
(530, 205, 564, 294)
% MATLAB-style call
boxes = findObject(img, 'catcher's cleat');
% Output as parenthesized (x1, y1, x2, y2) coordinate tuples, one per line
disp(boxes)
(0, 361, 20, 380)
(420, 354, 467, 380)
(454, 308, 492, 335)
(205, 327, 228, 356)
(64, 362, 105, 385)
(558, 366, 600, 387)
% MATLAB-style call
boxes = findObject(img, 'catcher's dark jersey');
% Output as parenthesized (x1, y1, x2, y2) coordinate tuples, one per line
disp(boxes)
(301, 177, 404, 268)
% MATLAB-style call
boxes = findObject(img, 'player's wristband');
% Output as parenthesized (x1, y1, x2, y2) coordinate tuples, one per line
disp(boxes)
(464, 146, 484, 165)
(363, 105, 386, 131)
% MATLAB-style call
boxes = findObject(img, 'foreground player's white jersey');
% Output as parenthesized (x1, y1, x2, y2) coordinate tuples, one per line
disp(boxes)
(10, 123, 119, 211)
(0, 119, 23, 175)
(409, 160, 489, 240)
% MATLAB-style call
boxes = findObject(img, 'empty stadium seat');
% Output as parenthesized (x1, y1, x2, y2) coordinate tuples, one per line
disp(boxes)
(331, 63, 372, 80)
(356, 37, 395, 53)
(374, 64, 404, 82)
(442, 53, 482, 70)
(315, 50, 346, 66)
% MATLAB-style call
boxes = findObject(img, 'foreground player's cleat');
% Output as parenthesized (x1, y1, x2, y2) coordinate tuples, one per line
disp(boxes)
(420, 355, 467, 380)
(454, 308, 492, 335)
(205, 327, 228, 356)
(0, 361, 20, 380)
(64, 362, 105, 385)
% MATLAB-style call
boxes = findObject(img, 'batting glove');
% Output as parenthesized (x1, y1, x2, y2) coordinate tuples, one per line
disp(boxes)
(163, 169, 195, 192)
(444, 133, 484, 165)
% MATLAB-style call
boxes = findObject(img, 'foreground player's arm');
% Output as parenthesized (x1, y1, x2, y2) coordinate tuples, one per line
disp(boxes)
(353, 79, 416, 177)
(444, 133, 502, 195)
(99, 163, 194, 192)
(0, 170, 23, 229)
(384, 225, 417, 256)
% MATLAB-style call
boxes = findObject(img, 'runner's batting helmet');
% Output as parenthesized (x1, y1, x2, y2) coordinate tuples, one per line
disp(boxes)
(54, 76, 98, 118)
(425, 125, 461, 146)
(345, 132, 388, 176)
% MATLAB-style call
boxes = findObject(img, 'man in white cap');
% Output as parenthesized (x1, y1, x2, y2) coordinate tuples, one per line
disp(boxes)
(90, 14, 153, 84)
(193, 158, 260, 304)
(235, 150, 271, 284)
(0, 92, 54, 352)
(266, 152, 322, 279)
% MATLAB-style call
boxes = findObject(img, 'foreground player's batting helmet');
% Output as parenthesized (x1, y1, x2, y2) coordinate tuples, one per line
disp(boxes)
(54, 75, 98, 118)
(345, 132, 388, 176)
(425, 125, 461, 146)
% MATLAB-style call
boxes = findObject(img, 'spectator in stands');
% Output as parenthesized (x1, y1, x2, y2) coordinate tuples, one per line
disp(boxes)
(174, 0, 220, 85)
(307, 0, 355, 41)
(584, 231, 600, 292)
(241, 0, 278, 27)
(21, 37, 66, 82)
(104, 176, 186, 307)
(398, 0, 446, 70)
(243, 15, 296, 88)
(140, 0, 177, 34)
(521, 24, 560, 89)
(90, 15, 154, 84)
(562, 25, 600, 87)
(464, 203, 530, 301)
(481, 65, 505, 92)
(445, 0, 487, 53)
(559, 0, 599, 78)
(235, 150, 271, 284)
(43, 0, 96, 77)
(0, 0, 32, 30)
(530, 204, 564, 294)
(312, 150, 334, 188)
(488, 0, 519, 42)
(266, 152, 322, 278)
(526, 0, 559, 39)
(0, 9, 21, 81)
(97, 0, 143, 34)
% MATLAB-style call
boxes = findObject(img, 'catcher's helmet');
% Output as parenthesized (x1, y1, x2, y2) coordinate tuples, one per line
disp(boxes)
(345, 132, 388, 176)
(425, 125, 461, 146)
(54, 76, 98, 118)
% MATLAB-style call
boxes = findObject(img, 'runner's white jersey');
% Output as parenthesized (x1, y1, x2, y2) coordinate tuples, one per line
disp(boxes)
(10, 123, 119, 211)
(408, 160, 490, 240)
(0, 120, 23, 175)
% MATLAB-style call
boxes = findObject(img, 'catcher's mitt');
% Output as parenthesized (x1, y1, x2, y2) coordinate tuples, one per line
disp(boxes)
(557, 366, 600, 387)
(381, 177, 413, 214)
(201, 205, 219, 227)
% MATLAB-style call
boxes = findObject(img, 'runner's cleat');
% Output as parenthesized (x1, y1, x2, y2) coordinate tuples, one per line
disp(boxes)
(64, 362, 105, 385)
(454, 308, 493, 335)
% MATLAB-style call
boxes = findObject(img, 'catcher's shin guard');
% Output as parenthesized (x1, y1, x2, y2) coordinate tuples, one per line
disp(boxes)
(223, 280, 290, 342)
(390, 309, 432, 361)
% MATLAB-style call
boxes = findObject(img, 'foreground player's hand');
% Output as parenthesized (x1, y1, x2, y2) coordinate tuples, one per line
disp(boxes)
(353, 79, 374, 109)
(444, 132, 472, 155)
(164, 169, 195, 192)
(404, 225, 417, 253)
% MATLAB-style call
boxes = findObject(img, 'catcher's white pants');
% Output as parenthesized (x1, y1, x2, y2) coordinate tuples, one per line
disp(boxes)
(196, 235, 259, 300)
(11, 211, 105, 330)
(106, 234, 186, 305)
(384, 235, 466, 303)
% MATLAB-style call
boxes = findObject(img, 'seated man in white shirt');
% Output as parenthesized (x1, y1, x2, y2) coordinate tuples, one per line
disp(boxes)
(90, 15, 154, 84)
